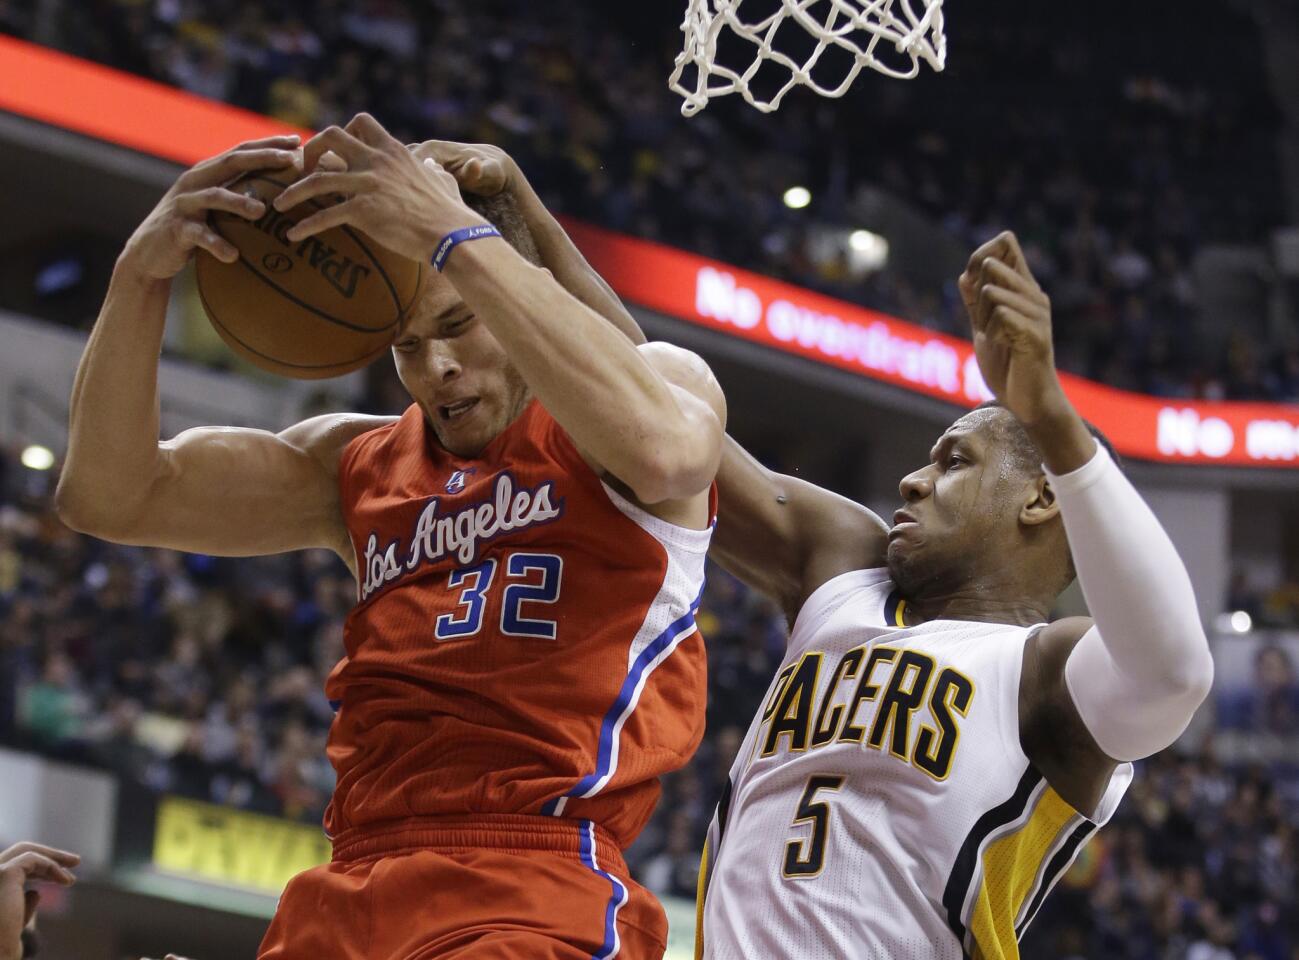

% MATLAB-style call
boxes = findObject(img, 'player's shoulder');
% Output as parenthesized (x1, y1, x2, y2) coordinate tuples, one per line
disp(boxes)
(637, 341, 725, 422)
(280, 412, 402, 474)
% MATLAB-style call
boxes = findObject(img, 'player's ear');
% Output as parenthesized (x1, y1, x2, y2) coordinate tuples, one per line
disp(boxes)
(1019, 473, 1060, 527)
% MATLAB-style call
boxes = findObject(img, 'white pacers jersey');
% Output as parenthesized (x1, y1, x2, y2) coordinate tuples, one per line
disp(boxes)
(698, 568, 1133, 960)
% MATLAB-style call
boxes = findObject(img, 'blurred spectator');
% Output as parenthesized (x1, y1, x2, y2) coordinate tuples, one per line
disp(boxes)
(1218, 643, 1299, 735)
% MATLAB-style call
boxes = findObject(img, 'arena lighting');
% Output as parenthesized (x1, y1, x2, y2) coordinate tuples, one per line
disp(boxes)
(20, 445, 54, 471)
(847, 229, 889, 271)
(783, 186, 812, 209)
(2, 36, 1298, 469)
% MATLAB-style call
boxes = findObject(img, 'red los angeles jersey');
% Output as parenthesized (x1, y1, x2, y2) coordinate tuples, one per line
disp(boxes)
(324, 399, 713, 848)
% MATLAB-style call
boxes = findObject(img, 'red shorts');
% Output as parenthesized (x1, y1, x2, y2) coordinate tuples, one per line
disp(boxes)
(257, 814, 668, 960)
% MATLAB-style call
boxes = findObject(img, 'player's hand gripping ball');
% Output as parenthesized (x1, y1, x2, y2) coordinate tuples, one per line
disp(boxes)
(191, 137, 423, 380)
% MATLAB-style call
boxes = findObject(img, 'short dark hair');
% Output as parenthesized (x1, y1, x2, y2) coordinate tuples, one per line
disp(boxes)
(462, 191, 543, 268)
(974, 400, 1122, 476)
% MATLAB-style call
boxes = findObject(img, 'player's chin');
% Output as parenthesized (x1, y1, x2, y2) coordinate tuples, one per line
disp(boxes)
(427, 404, 493, 457)
(885, 536, 924, 576)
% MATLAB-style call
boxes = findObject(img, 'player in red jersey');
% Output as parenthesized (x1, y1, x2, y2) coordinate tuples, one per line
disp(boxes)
(57, 115, 725, 959)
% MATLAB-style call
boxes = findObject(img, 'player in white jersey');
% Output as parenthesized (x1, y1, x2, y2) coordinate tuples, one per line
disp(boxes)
(695, 232, 1215, 959)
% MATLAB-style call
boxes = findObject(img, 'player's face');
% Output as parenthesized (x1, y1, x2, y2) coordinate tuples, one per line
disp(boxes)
(886, 409, 1026, 595)
(392, 275, 530, 457)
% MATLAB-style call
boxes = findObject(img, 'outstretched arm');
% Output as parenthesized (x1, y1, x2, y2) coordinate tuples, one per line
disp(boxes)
(279, 115, 721, 506)
(963, 233, 1213, 807)
(56, 135, 377, 567)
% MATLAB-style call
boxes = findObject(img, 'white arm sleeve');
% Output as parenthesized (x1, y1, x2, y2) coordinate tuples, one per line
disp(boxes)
(1048, 443, 1214, 762)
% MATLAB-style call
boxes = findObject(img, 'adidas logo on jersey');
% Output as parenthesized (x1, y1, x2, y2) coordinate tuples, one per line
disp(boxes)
(361, 472, 565, 600)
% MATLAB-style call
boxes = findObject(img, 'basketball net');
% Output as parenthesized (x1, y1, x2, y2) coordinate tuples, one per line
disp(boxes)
(669, 0, 946, 116)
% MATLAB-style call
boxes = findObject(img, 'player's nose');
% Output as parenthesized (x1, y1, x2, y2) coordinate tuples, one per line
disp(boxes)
(898, 467, 932, 502)
(426, 345, 462, 381)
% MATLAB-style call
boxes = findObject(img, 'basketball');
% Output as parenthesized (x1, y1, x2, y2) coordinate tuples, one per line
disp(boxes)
(194, 172, 423, 379)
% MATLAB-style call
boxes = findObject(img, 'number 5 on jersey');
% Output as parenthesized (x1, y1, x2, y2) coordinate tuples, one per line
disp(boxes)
(434, 552, 563, 641)
(783, 775, 846, 879)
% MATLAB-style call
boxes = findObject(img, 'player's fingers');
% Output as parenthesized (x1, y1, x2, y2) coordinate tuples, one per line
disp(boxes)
(985, 304, 1035, 346)
(176, 187, 265, 220)
(317, 149, 349, 173)
(274, 172, 372, 212)
(284, 199, 361, 243)
(994, 231, 1033, 280)
(10, 852, 77, 885)
(978, 281, 1042, 321)
(344, 112, 397, 150)
(184, 147, 299, 189)
(181, 220, 238, 263)
(231, 133, 302, 153)
(0, 843, 80, 867)
(302, 125, 372, 173)
(980, 254, 1044, 302)
(957, 268, 980, 311)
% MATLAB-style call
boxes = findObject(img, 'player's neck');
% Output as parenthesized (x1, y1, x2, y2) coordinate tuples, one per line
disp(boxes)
(900, 588, 1051, 628)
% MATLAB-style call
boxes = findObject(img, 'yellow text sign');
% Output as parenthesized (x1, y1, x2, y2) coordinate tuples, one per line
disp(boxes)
(152, 796, 330, 895)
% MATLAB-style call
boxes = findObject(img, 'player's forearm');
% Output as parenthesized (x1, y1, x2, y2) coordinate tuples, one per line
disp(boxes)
(57, 258, 170, 533)
(1052, 444, 1214, 760)
(508, 180, 647, 345)
(445, 238, 710, 501)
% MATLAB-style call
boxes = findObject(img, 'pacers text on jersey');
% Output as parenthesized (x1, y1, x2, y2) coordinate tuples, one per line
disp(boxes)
(361, 472, 565, 600)
(757, 644, 975, 781)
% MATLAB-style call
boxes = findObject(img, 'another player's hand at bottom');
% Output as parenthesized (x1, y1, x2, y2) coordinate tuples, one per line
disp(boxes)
(0, 843, 79, 960)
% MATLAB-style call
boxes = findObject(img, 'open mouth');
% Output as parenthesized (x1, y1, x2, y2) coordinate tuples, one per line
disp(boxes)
(439, 398, 479, 422)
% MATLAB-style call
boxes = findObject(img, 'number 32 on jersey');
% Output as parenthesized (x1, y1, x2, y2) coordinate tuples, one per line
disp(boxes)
(434, 552, 563, 641)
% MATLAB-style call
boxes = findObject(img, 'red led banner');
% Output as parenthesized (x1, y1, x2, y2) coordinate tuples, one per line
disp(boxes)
(2, 35, 1297, 468)
(564, 221, 1299, 469)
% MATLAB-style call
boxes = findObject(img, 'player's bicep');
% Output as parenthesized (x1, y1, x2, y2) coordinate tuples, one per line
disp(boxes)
(713, 438, 888, 620)
(135, 418, 353, 557)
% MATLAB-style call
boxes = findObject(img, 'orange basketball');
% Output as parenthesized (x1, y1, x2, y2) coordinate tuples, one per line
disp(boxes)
(195, 172, 423, 379)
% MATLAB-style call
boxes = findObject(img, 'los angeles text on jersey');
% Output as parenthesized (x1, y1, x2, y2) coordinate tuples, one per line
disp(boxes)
(757, 644, 975, 780)
(361, 471, 565, 601)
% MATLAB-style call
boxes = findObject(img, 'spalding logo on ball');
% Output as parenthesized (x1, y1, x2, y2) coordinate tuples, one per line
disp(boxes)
(195, 172, 423, 379)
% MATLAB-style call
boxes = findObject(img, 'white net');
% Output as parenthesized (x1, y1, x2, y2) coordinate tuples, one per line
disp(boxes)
(669, 0, 946, 116)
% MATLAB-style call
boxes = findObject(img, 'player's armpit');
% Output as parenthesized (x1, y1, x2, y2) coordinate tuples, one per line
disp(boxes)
(711, 437, 889, 624)
(1018, 617, 1117, 817)
(57, 413, 391, 565)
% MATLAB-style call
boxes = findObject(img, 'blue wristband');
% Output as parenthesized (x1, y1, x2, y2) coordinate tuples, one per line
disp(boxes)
(432, 224, 502, 272)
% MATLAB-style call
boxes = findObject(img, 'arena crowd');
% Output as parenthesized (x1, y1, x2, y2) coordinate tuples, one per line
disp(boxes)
(2, 0, 1296, 402)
